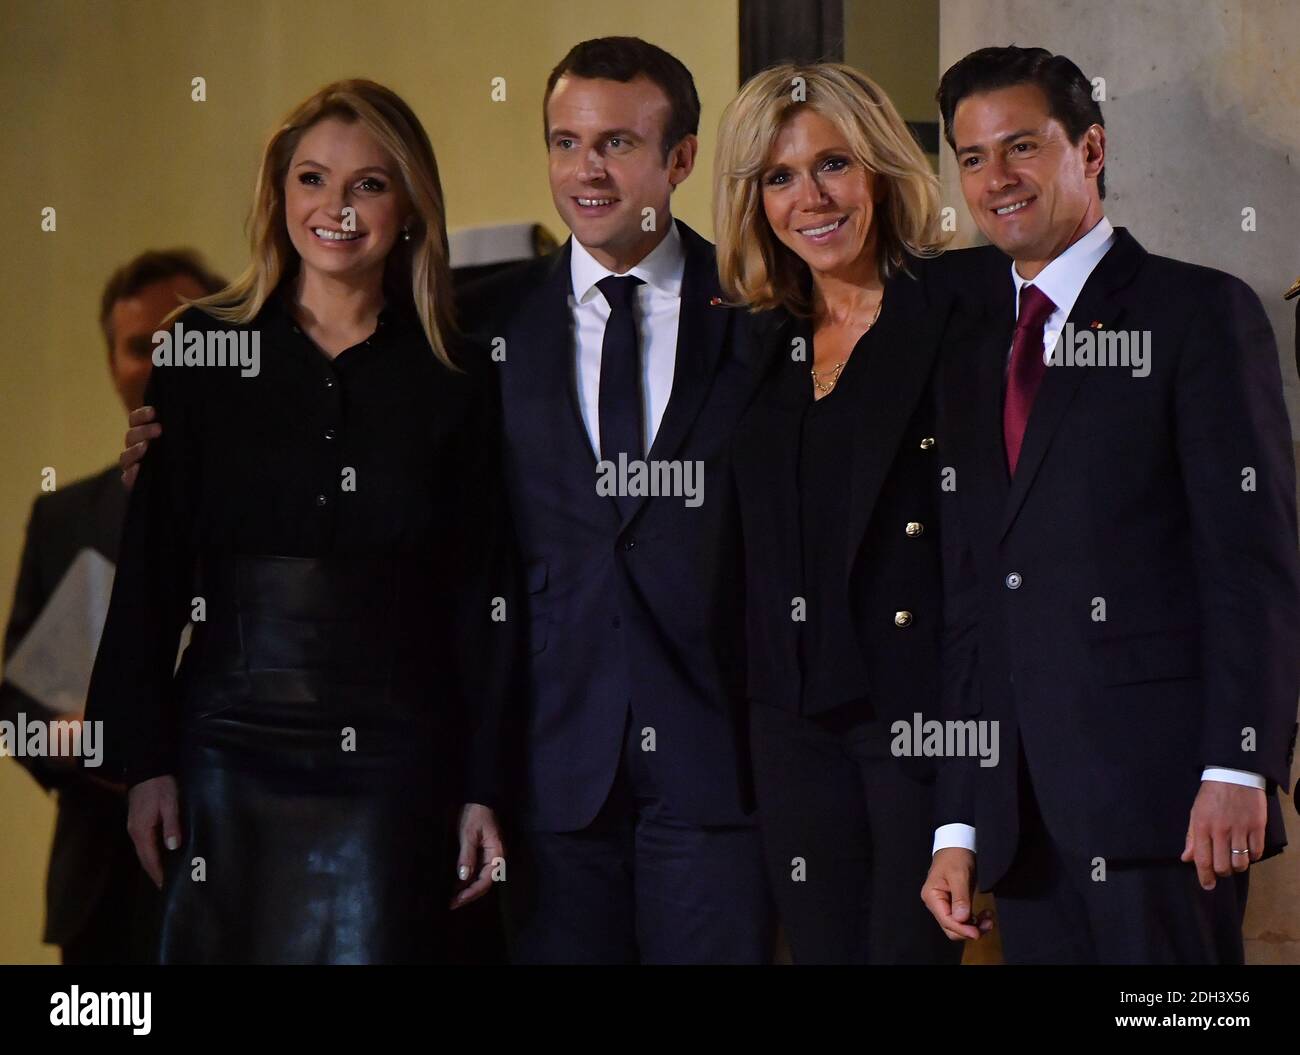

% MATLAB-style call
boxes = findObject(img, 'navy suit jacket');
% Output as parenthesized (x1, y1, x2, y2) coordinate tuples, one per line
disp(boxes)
(457, 219, 772, 831)
(933, 228, 1300, 890)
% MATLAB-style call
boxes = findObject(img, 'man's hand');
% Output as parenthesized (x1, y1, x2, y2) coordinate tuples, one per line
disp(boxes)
(922, 846, 993, 941)
(120, 405, 161, 490)
(451, 802, 504, 909)
(1180, 780, 1266, 889)
(126, 774, 182, 889)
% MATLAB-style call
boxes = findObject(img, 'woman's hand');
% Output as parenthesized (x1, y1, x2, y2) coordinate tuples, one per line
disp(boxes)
(126, 774, 182, 889)
(451, 803, 504, 909)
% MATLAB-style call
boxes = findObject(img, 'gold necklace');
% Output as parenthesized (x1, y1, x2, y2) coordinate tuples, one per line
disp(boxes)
(810, 293, 883, 395)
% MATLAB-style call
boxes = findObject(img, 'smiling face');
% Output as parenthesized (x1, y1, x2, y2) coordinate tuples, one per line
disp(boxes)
(546, 74, 695, 271)
(760, 107, 879, 285)
(952, 82, 1104, 276)
(283, 115, 411, 285)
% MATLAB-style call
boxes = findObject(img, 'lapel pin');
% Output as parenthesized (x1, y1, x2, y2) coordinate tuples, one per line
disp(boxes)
(709, 296, 723, 306)
(1090, 320, 1104, 329)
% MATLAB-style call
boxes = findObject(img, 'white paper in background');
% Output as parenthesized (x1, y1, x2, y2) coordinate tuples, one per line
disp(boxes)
(5, 547, 116, 715)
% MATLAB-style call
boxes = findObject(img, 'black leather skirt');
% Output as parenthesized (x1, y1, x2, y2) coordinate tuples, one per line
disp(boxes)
(158, 555, 458, 964)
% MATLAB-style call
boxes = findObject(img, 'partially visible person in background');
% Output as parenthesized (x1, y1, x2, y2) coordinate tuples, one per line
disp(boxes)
(0, 249, 225, 964)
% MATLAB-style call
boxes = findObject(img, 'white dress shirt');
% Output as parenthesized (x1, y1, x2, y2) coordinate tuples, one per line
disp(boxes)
(934, 216, 1264, 857)
(1009, 214, 1115, 363)
(569, 221, 685, 457)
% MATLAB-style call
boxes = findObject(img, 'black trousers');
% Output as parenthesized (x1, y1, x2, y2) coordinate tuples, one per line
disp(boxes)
(506, 714, 774, 964)
(749, 700, 960, 965)
(993, 757, 1249, 964)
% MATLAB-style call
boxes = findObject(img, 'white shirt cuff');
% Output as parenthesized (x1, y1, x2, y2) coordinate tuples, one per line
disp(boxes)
(1201, 767, 1266, 790)
(933, 823, 977, 855)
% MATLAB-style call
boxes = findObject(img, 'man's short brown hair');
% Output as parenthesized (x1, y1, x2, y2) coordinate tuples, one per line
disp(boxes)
(543, 36, 700, 162)
(99, 248, 226, 354)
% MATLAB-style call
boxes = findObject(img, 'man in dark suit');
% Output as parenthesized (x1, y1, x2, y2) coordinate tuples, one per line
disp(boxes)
(1, 250, 222, 963)
(455, 37, 774, 963)
(920, 47, 1299, 963)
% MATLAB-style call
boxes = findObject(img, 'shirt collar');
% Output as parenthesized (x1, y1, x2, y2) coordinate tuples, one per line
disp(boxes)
(263, 279, 410, 341)
(570, 218, 685, 304)
(1011, 215, 1115, 319)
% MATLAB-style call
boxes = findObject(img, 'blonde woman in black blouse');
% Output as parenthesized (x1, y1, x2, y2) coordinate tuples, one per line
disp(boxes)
(713, 63, 981, 963)
(87, 80, 515, 963)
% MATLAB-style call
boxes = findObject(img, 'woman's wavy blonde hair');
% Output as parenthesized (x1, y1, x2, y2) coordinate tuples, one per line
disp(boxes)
(714, 62, 947, 316)
(169, 79, 458, 367)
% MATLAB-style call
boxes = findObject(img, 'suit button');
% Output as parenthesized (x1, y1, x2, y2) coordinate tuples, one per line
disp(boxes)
(611, 616, 621, 629)
(623, 538, 636, 551)
(905, 521, 924, 537)
(919, 437, 935, 449)
(315, 494, 328, 507)
(894, 610, 912, 628)
(323, 427, 337, 440)
(1005, 572, 1022, 590)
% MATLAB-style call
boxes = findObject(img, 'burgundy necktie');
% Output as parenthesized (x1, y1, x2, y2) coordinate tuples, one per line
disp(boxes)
(1003, 283, 1056, 475)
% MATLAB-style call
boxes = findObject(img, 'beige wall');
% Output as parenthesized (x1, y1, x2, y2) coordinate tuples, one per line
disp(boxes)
(0, 0, 737, 965)
(844, 0, 940, 166)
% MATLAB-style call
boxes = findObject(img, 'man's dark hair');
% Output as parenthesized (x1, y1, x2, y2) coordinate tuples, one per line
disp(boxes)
(937, 45, 1106, 199)
(99, 248, 226, 353)
(543, 36, 700, 163)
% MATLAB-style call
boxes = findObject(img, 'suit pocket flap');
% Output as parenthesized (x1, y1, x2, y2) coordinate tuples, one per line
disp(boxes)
(1092, 628, 1200, 686)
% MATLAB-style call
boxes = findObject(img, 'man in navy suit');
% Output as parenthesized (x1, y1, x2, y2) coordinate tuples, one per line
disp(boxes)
(920, 46, 1299, 963)
(454, 37, 774, 963)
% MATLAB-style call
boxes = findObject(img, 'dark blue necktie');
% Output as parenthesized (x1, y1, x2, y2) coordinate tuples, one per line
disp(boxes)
(596, 275, 646, 466)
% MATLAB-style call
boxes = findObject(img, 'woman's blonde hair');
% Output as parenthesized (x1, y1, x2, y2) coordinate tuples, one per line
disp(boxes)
(170, 79, 458, 367)
(714, 62, 947, 316)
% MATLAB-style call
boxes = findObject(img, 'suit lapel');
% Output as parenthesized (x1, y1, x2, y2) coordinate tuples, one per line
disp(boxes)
(530, 240, 594, 461)
(520, 242, 623, 526)
(746, 312, 806, 604)
(999, 228, 1146, 540)
(620, 220, 730, 528)
(843, 273, 946, 579)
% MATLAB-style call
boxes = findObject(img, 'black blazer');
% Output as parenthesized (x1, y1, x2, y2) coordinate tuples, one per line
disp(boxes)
(0, 467, 156, 946)
(456, 219, 774, 831)
(726, 265, 955, 779)
(934, 228, 1300, 890)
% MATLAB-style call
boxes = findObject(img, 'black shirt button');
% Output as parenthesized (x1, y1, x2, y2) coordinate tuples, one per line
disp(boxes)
(324, 376, 335, 388)
(324, 427, 337, 440)
(315, 494, 328, 507)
